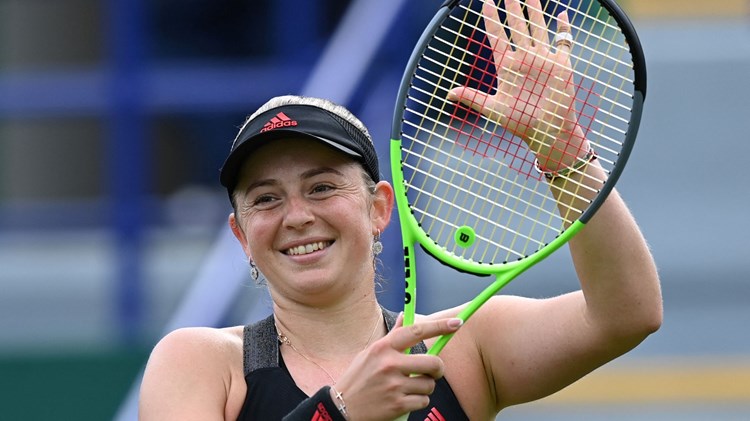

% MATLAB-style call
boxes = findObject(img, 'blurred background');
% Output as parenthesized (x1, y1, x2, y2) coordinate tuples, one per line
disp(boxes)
(1, 0, 748, 419)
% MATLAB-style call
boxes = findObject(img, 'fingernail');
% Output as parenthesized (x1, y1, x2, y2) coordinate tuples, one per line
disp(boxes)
(448, 318, 463, 328)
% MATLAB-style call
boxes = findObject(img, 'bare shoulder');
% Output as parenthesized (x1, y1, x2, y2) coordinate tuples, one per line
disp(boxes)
(140, 326, 246, 421)
(158, 325, 243, 354)
(146, 326, 245, 375)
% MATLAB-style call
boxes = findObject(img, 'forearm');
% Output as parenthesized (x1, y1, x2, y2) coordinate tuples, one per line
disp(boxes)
(561, 166, 662, 337)
(579, 197, 661, 334)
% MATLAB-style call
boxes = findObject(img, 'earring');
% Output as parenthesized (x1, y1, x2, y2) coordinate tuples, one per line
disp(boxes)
(372, 230, 383, 256)
(249, 260, 259, 281)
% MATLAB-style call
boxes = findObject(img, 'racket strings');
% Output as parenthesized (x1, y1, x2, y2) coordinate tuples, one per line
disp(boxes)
(428, 5, 532, 260)
(432, 19, 633, 146)
(436, 9, 635, 120)
(446, 7, 634, 87)
(410, 4, 479, 245)
(401, 141, 572, 223)
(417, 36, 629, 174)
(430, 0, 636, 163)
(400, 0, 635, 263)
(400, 127, 598, 243)
(400, 129, 596, 261)
(483, 43, 566, 257)
(583, 6, 634, 162)
(418, 39, 631, 132)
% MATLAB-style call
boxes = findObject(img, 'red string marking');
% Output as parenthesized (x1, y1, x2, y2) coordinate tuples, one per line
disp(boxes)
(539, 76, 600, 175)
(573, 77, 600, 148)
(514, 49, 554, 177)
(449, 28, 497, 158)
(448, 28, 530, 175)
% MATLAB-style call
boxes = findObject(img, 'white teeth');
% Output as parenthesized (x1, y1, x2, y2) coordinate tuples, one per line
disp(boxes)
(286, 241, 329, 256)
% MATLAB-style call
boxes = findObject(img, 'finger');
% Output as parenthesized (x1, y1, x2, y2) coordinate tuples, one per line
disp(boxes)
(448, 86, 504, 124)
(526, 0, 547, 46)
(399, 394, 431, 413)
(387, 318, 463, 352)
(481, 0, 509, 64)
(556, 9, 571, 34)
(447, 86, 489, 107)
(401, 374, 438, 396)
(505, 0, 530, 50)
(398, 354, 446, 379)
(554, 11, 572, 60)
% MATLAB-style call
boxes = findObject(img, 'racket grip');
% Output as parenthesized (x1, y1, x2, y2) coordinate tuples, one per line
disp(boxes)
(393, 414, 409, 421)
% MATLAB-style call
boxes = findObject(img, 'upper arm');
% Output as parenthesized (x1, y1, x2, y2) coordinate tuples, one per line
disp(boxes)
(139, 328, 238, 421)
(470, 293, 638, 410)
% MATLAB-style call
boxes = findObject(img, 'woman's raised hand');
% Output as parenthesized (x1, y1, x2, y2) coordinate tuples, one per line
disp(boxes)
(448, 0, 588, 170)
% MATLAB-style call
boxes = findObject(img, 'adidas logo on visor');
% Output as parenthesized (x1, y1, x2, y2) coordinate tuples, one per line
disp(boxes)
(260, 112, 298, 133)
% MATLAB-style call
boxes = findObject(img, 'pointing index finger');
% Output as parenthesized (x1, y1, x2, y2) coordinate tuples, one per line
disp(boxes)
(388, 318, 463, 352)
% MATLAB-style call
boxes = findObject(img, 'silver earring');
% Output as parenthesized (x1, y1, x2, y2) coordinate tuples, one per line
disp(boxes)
(372, 230, 383, 256)
(249, 260, 259, 281)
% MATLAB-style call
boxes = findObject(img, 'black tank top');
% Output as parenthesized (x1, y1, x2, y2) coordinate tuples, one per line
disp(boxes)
(236, 306, 469, 420)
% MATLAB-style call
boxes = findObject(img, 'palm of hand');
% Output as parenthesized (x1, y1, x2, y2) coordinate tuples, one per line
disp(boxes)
(448, 0, 586, 169)
(491, 44, 576, 154)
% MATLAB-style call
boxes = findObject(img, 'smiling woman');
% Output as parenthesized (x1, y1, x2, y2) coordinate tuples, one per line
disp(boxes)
(228, 137, 386, 305)
(139, 96, 470, 420)
(138, 88, 660, 421)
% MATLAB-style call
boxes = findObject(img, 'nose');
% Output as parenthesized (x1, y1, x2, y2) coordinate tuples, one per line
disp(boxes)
(282, 194, 315, 229)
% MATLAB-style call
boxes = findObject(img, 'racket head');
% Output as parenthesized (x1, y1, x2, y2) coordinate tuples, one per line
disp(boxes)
(390, 0, 646, 298)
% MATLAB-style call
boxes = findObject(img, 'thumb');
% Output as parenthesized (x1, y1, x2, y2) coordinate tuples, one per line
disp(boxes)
(447, 86, 496, 118)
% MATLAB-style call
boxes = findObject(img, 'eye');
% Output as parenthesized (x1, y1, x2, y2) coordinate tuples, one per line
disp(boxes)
(251, 194, 279, 208)
(311, 183, 335, 195)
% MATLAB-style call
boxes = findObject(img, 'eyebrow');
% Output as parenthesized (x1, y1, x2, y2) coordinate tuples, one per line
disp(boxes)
(242, 166, 346, 195)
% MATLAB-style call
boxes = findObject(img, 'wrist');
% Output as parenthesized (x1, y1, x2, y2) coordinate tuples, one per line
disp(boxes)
(330, 385, 349, 420)
(534, 146, 597, 181)
(282, 386, 347, 421)
(528, 124, 588, 171)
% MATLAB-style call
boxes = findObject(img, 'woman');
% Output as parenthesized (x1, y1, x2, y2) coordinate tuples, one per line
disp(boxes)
(139, 2, 662, 420)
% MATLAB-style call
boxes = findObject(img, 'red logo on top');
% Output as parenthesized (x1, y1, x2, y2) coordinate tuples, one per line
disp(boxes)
(260, 112, 298, 132)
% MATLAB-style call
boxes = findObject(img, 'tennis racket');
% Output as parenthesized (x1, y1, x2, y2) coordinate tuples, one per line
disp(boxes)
(391, 0, 646, 358)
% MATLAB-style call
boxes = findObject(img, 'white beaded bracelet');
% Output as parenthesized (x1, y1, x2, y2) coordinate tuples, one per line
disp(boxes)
(534, 147, 597, 181)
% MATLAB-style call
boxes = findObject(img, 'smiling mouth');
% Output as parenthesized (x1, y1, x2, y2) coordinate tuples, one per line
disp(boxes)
(285, 241, 333, 256)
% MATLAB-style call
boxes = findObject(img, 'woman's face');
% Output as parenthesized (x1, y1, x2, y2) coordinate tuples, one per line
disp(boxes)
(229, 137, 391, 303)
